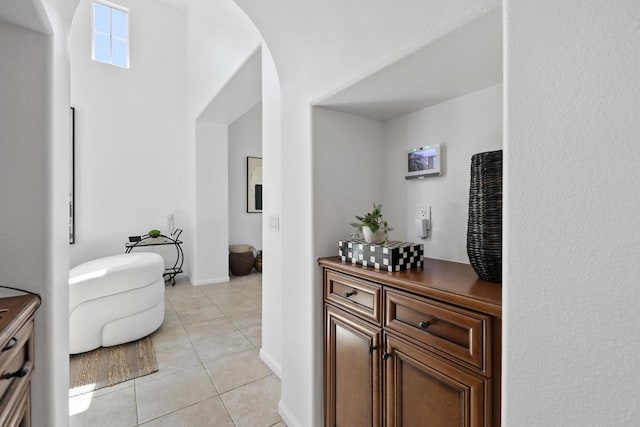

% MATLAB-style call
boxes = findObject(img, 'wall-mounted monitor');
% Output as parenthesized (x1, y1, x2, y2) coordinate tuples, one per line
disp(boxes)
(405, 144, 442, 180)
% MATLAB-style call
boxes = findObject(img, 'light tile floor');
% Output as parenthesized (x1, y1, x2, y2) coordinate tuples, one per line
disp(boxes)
(69, 272, 286, 427)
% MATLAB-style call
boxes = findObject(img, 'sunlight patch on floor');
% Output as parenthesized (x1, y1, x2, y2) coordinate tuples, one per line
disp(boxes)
(69, 385, 95, 416)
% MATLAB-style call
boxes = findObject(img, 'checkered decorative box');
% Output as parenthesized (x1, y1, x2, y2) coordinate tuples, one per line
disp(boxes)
(338, 239, 424, 272)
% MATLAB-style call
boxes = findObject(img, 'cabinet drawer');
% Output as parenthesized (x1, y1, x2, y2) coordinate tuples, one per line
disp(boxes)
(0, 320, 33, 400)
(384, 289, 490, 374)
(325, 271, 381, 324)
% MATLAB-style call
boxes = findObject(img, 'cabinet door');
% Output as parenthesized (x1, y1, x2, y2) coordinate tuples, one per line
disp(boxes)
(325, 304, 381, 427)
(384, 334, 488, 427)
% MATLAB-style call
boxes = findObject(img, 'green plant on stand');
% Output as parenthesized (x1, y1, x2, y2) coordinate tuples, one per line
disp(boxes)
(148, 229, 161, 238)
(350, 202, 393, 245)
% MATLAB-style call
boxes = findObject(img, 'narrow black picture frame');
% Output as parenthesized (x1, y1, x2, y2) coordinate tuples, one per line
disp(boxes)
(69, 106, 75, 244)
(246, 156, 263, 213)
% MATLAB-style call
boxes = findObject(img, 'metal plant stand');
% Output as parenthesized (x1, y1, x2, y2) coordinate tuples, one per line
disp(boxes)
(125, 229, 184, 286)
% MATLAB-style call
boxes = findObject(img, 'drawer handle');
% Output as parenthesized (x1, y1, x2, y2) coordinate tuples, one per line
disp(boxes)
(418, 321, 431, 329)
(344, 290, 358, 298)
(2, 337, 18, 352)
(4, 364, 29, 380)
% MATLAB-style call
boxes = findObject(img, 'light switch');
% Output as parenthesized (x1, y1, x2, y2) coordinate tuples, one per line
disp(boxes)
(269, 215, 280, 232)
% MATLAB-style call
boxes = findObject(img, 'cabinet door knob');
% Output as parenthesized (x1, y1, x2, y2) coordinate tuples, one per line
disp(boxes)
(418, 321, 431, 329)
(4, 364, 29, 380)
(344, 290, 357, 298)
(382, 352, 391, 360)
(369, 345, 377, 353)
(2, 337, 17, 352)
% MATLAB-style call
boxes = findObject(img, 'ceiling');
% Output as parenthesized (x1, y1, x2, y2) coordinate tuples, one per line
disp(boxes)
(0, 0, 186, 33)
(0, 0, 49, 33)
(197, 46, 262, 124)
(151, 0, 191, 11)
(315, 8, 502, 121)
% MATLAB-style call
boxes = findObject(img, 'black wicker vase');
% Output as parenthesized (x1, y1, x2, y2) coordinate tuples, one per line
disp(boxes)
(466, 150, 502, 283)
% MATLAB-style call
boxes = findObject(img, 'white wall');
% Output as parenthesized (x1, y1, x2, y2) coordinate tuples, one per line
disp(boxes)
(260, 43, 283, 377)
(2, 0, 278, 425)
(69, 0, 188, 271)
(184, 1, 284, 380)
(186, 0, 261, 120)
(504, 1, 640, 424)
(382, 84, 503, 263)
(6, 1, 640, 426)
(48, 20, 76, 427)
(0, 15, 71, 427)
(233, 2, 502, 424)
(0, 22, 49, 295)
(312, 107, 385, 257)
(190, 47, 261, 286)
(193, 122, 230, 285)
(185, 0, 261, 282)
(310, 109, 387, 418)
(229, 102, 262, 249)
(0, 21, 54, 425)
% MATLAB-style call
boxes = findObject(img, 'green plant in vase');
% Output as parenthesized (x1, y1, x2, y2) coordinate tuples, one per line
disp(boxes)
(148, 229, 161, 238)
(350, 202, 393, 245)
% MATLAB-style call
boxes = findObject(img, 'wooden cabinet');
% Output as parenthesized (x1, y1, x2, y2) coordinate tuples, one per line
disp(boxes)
(384, 289, 491, 375)
(0, 295, 40, 427)
(321, 257, 501, 427)
(325, 271, 382, 324)
(325, 305, 381, 427)
(384, 334, 488, 427)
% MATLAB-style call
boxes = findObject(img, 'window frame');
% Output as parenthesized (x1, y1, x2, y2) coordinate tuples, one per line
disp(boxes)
(91, 0, 130, 69)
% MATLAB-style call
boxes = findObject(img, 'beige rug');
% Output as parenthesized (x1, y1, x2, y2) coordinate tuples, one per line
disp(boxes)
(69, 336, 158, 394)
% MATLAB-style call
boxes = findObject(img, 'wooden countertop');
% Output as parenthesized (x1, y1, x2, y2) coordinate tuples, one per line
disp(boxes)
(318, 257, 502, 317)
(0, 295, 41, 346)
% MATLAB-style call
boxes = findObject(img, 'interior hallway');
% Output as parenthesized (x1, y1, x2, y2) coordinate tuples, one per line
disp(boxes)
(69, 273, 285, 426)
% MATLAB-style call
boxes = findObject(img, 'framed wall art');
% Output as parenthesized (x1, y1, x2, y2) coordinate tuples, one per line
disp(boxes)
(69, 106, 75, 244)
(247, 156, 262, 213)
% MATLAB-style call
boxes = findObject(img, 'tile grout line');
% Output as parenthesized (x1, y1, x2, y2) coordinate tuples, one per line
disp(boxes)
(218, 371, 274, 395)
(217, 389, 239, 427)
(199, 275, 263, 427)
(201, 277, 244, 427)
(170, 297, 225, 419)
(133, 379, 139, 427)
(135, 357, 219, 425)
(236, 322, 262, 349)
(137, 283, 220, 425)
(136, 393, 221, 426)
(169, 281, 249, 427)
(71, 275, 268, 426)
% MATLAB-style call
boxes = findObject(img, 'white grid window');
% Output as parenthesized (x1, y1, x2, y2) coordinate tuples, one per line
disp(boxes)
(92, 1, 129, 68)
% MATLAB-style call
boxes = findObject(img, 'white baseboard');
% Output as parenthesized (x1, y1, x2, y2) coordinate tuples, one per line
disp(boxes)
(279, 400, 303, 427)
(192, 276, 230, 286)
(259, 348, 282, 378)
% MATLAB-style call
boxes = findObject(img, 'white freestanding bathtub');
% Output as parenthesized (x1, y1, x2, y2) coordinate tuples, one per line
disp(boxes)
(69, 252, 165, 354)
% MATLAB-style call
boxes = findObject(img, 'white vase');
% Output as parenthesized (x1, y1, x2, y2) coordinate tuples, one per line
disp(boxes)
(362, 226, 385, 244)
